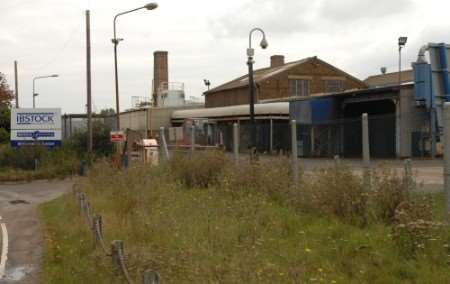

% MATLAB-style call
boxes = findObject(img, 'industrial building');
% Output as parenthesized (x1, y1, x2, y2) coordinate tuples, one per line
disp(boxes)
(62, 43, 450, 160)
(174, 43, 450, 159)
(204, 55, 367, 108)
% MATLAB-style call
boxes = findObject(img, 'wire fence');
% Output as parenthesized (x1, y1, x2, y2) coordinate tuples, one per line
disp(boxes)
(73, 185, 161, 284)
(213, 109, 434, 159)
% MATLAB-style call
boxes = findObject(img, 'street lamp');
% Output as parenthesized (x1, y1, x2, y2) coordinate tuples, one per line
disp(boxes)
(398, 36, 408, 88)
(32, 74, 59, 108)
(112, 2, 158, 130)
(203, 79, 211, 91)
(247, 27, 268, 160)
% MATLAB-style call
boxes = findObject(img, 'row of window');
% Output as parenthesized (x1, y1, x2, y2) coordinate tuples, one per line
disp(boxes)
(289, 79, 344, 97)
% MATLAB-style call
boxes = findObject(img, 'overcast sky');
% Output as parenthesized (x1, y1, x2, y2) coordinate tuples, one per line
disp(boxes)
(0, 0, 449, 113)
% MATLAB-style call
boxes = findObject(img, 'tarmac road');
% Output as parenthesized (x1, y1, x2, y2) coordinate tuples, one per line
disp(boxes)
(0, 179, 73, 284)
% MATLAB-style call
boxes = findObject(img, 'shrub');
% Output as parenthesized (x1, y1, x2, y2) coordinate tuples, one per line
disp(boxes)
(392, 196, 444, 257)
(0, 144, 79, 180)
(169, 150, 229, 188)
(370, 167, 411, 224)
(219, 157, 294, 204)
(0, 128, 9, 144)
(303, 166, 368, 226)
(66, 121, 113, 158)
(0, 145, 47, 170)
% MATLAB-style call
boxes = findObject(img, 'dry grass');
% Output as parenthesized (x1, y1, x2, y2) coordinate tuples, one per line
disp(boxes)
(40, 151, 450, 283)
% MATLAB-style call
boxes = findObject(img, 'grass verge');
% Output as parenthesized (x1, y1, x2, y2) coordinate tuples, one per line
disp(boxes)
(40, 153, 450, 283)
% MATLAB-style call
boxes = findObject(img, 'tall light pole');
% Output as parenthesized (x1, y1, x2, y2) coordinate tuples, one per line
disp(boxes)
(247, 27, 268, 160)
(32, 74, 59, 108)
(203, 79, 211, 91)
(398, 36, 408, 88)
(112, 2, 158, 130)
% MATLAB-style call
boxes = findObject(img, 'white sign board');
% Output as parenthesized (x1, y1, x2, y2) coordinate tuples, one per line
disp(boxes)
(11, 108, 62, 147)
(110, 131, 126, 142)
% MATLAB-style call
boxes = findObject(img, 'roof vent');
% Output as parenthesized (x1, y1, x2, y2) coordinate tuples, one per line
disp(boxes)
(270, 55, 285, 68)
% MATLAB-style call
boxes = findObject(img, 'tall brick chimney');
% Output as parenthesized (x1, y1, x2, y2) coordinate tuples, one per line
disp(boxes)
(270, 55, 285, 68)
(153, 51, 168, 106)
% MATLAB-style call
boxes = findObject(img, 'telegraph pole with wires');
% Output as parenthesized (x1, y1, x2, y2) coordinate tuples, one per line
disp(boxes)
(14, 61, 19, 108)
(86, 10, 93, 157)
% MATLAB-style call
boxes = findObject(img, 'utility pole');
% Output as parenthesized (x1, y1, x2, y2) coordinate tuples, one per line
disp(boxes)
(14, 61, 19, 108)
(86, 10, 93, 157)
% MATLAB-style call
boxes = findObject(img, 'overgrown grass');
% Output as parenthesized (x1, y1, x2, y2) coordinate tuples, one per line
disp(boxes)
(0, 145, 79, 181)
(40, 152, 450, 283)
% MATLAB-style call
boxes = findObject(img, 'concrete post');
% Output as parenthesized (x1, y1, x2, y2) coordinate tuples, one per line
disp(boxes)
(79, 192, 86, 216)
(159, 127, 170, 161)
(111, 240, 123, 268)
(269, 119, 273, 154)
(334, 155, 340, 168)
(190, 125, 195, 155)
(233, 123, 239, 164)
(143, 270, 161, 284)
(443, 103, 450, 222)
(403, 158, 413, 191)
(362, 113, 370, 168)
(93, 215, 104, 242)
(291, 120, 299, 187)
(362, 113, 371, 189)
(310, 126, 315, 157)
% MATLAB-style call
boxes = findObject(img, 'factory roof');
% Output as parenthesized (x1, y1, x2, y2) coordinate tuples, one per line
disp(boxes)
(364, 70, 413, 87)
(171, 102, 289, 120)
(204, 56, 366, 95)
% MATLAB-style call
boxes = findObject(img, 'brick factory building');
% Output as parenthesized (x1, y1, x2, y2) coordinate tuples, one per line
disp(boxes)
(204, 55, 367, 108)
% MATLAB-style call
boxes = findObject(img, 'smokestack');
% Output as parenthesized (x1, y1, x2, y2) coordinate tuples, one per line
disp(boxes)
(270, 55, 285, 68)
(153, 51, 168, 106)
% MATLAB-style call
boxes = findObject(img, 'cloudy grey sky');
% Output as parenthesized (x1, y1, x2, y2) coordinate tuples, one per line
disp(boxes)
(0, 0, 449, 113)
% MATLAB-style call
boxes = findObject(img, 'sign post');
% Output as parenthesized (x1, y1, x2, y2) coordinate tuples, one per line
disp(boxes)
(110, 131, 125, 143)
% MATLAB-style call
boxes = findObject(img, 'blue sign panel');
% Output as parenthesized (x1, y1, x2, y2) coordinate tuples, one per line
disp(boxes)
(10, 140, 62, 148)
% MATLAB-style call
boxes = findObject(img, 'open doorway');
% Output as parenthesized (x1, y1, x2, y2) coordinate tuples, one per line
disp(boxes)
(343, 99, 396, 158)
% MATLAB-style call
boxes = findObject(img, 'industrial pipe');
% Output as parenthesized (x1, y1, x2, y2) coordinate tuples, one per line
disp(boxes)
(417, 44, 430, 63)
(438, 44, 450, 101)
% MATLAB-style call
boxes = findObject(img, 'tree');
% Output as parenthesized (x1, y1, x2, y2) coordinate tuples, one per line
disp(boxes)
(0, 73, 13, 144)
(67, 121, 113, 157)
(0, 73, 13, 108)
(99, 108, 115, 116)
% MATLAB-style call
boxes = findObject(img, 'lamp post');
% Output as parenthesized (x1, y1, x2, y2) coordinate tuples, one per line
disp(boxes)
(398, 36, 408, 88)
(112, 2, 158, 130)
(247, 28, 268, 160)
(203, 79, 211, 91)
(32, 74, 59, 108)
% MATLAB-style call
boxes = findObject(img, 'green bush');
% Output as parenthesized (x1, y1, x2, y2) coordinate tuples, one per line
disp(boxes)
(303, 166, 368, 226)
(392, 196, 446, 258)
(66, 121, 113, 158)
(0, 145, 47, 170)
(370, 167, 411, 224)
(0, 144, 78, 180)
(0, 128, 9, 144)
(169, 151, 229, 188)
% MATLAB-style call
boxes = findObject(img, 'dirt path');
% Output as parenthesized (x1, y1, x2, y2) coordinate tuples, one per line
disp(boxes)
(0, 179, 73, 284)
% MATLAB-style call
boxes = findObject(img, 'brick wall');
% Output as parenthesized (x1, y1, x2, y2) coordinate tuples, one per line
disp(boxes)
(205, 58, 366, 108)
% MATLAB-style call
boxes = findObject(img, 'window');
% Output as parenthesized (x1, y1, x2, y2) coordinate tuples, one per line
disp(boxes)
(325, 80, 344, 93)
(289, 79, 310, 97)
